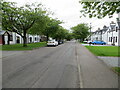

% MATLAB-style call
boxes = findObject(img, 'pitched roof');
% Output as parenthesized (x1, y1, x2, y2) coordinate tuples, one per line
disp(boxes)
(0, 31, 6, 35)
(0, 31, 10, 35)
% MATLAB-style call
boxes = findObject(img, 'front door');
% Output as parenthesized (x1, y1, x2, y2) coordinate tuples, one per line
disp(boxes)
(4, 36, 8, 45)
(16, 36, 20, 43)
(113, 37, 115, 45)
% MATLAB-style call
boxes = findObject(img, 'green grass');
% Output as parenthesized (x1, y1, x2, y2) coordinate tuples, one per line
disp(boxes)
(1, 42, 47, 51)
(0, 45, 2, 50)
(112, 67, 120, 75)
(85, 46, 120, 57)
(80, 41, 88, 44)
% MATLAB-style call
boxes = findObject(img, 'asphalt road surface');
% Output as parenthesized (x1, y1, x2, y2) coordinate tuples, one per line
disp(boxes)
(2, 41, 118, 88)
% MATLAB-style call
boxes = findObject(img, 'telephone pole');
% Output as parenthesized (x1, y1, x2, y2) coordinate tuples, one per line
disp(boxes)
(90, 23, 91, 40)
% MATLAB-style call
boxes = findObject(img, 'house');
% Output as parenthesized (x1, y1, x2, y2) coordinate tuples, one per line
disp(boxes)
(107, 25, 119, 46)
(0, 31, 41, 45)
(0, 31, 10, 45)
(89, 22, 119, 46)
(41, 35, 47, 42)
(28, 34, 41, 43)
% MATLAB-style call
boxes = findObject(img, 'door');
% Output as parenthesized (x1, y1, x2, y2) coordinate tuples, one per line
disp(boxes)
(113, 37, 115, 45)
(4, 36, 8, 45)
(16, 36, 20, 43)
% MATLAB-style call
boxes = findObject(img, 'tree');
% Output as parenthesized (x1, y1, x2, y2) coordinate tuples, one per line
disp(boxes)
(80, 1, 120, 18)
(52, 26, 68, 40)
(39, 17, 62, 41)
(28, 15, 48, 35)
(2, 0, 46, 47)
(71, 23, 89, 41)
(65, 32, 73, 41)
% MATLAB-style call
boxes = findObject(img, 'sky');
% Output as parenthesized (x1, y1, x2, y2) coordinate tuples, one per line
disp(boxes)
(8, 0, 118, 32)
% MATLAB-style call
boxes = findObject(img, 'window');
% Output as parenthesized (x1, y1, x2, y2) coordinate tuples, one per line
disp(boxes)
(29, 37, 32, 42)
(116, 27, 118, 32)
(116, 37, 117, 42)
(10, 35, 13, 41)
(109, 37, 111, 42)
(9, 32, 13, 41)
(35, 37, 37, 41)
(111, 37, 112, 42)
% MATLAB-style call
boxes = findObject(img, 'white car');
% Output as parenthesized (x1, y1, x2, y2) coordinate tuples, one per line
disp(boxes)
(83, 41, 88, 43)
(47, 40, 58, 46)
(87, 40, 93, 44)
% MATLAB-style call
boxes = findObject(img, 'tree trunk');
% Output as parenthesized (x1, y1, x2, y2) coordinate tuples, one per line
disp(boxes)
(46, 33, 49, 42)
(23, 30, 27, 47)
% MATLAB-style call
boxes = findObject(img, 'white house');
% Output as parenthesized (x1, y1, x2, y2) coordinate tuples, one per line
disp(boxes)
(1, 31, 42, 45)
(89, 22, 119, 46)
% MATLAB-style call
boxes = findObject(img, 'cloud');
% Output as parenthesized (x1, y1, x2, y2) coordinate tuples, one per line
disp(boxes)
(8, 0, 118, 31)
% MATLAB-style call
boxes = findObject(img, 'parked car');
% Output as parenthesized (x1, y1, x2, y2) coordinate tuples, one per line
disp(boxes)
(83, 41, 88, 43)
(91, 40, 106, 45)
(58, 40, 64, 45)
(87, 40, 93, 44)
(47, 40, 58, 46)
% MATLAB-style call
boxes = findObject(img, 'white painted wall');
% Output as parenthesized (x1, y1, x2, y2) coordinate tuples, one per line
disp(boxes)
(90, 26, 119, 46)
(9, 32, 41, 44)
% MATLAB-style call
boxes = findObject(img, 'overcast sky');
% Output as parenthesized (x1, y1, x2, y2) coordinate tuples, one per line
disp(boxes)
(8, 0, 118, 32)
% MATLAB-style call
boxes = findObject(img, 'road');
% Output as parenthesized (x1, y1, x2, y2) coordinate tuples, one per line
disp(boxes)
(2, 41, 118, 88)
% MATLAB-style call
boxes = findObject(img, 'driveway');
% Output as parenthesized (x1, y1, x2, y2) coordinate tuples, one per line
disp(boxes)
(2, 41, 118, 88)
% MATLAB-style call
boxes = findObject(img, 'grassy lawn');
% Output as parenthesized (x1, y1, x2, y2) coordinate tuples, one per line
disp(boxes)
(80, 41, 88, 44)
(112, 67, 120, 75)
(1, 42, 47, 51)
(85, 46, 120, 57)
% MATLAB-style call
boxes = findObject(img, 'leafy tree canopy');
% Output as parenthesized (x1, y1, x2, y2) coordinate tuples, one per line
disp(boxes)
(39, 17, 62, 41)
(65, 32, 74, 41)
(80, 1, 120, 18)
(2, 0, 47, 46)
(52, 26, 69, 40)
(71, 23, 89, 41)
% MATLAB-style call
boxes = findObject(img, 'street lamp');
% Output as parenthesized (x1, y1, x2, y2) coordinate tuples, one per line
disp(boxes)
(117, 18, 120, 46)
(110, 21, 116, 29)
(110, 21, 116, 46)
(117, 18, 120, 28)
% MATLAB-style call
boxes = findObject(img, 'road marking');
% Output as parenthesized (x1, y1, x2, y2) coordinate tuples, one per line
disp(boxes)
(75, 44, 83, 88)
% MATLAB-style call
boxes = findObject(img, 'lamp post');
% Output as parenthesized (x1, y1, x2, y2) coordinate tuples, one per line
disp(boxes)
(117, 18, 120, 46)
(110, 21, 116, 46)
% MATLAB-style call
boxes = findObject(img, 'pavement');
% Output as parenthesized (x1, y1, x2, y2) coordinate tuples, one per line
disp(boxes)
(2, 41, 119, 88)
(98, 56, 119, 67)
(82, 43, 113, 46)
(76, 43, 118, 88)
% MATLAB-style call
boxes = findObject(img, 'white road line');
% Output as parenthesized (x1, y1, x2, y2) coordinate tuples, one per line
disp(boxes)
(75, 44, 83, 88)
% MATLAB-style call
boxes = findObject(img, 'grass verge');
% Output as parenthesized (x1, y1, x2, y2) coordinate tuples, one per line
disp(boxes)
(85, 46, 120, 57)
(112, 67, 120, 75)
(1, 42, 47, 51)
(80, 43, 87, 44)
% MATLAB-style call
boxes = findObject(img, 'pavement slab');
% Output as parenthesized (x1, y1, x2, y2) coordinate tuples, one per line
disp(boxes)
(77, 43, 118, 88)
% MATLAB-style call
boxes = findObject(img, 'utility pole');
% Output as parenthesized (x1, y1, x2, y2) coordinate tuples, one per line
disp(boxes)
(90, 23, 91, 40)
(117, 12, 120, 46)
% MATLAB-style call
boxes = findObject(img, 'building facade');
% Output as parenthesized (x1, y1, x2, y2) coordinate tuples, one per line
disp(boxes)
(89, 22, 119, 46)
(0, 31, 10, 45)
(0, 31, 41, 45)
